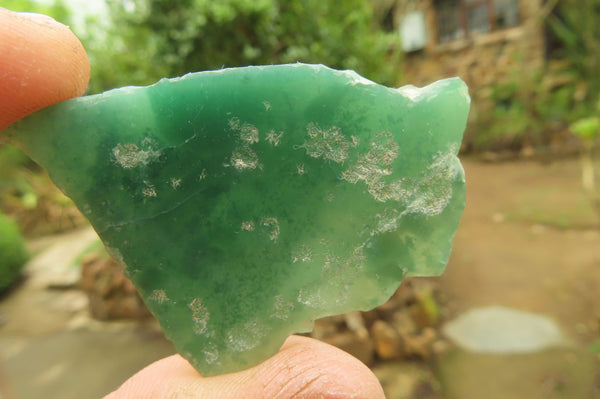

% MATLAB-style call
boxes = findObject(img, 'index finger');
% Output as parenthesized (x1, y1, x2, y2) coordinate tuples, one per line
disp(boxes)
(0, 8, 90, 131)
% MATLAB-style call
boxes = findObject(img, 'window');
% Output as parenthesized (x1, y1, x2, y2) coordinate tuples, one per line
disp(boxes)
(494, 0, 520, 28)
(436, 0, 520, 43)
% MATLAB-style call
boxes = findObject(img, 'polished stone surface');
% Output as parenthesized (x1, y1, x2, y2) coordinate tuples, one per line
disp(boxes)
(7, 64, 469, 375)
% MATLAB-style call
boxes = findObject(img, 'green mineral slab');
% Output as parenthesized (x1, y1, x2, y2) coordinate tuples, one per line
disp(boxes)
(6, 64, 470, 376)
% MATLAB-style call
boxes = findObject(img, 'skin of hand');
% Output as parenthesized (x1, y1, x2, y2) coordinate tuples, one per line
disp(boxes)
(0, 8, 385, 399)
(0, 7, 89, 131)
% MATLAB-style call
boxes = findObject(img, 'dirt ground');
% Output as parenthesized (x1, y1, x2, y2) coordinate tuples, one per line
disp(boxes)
(436, 158, 600, 399)
(445, 158, 599, 341)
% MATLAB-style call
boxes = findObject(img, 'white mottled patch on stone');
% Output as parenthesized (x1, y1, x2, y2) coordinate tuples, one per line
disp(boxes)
(231, 147, 259, 171)
(332, 244, 366, 280)
(239, 124, 259, 145)
(323, 253, 340, 270)
(227, 117, 260, 171)
(142, 184, 157, 198)
(374, 208, 402, 235)
(291, 245, 313, 263)
(261, 217, 280, 242)
(341, 131, 403, 202)
(148, 289, 170, 304)
(188, 298, 210, 335)
(112, 139, 161, 169)
(270, 295, 294, 320)
(300, 123, 350, 163)
(342, 137, 460, 218)
(198, 168, 207, 181)
(226, 319, 268, 352)
(297, 287, 324, 309)
(266, 130, 283, 146)
(241, 221, 255, 231)
(202, 344, 219, 364)
(170, 177, 181, 189)
(229, 117, 259, 144)
(404, 147, 460, 217)
(228, 117, 241, 130)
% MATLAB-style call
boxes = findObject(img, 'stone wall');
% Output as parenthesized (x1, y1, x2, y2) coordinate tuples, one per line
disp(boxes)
(397, 0, 548, 146)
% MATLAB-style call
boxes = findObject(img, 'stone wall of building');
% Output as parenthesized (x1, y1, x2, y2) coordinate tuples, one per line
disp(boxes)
(398, 0, 547, 146)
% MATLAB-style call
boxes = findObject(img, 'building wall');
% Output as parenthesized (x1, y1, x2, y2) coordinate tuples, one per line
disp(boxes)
(398, 0, 546, 131)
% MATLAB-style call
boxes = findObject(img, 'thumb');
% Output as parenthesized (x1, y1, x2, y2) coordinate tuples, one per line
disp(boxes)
(0, 8, 90, 131)
(105, 335, 385, 399)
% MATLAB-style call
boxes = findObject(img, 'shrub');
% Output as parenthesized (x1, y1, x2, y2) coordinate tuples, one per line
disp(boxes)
(0, 212, 28, 293)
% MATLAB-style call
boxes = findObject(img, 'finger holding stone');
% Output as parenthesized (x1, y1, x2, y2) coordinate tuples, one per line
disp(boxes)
(0, 8, 90, 131)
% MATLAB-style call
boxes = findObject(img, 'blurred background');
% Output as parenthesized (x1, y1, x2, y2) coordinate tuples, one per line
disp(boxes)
(1, 0, 599, 398)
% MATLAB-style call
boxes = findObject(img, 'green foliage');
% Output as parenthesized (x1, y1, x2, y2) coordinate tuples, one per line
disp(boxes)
(0, 145, 30, 177)
(571, 117, 600, 141)
(0, 212, 28, 293)
(83, 0, 401, 93)
(589, 340, 600, 354)
(469, 67, 598, 152)
(0, 145, 39, 212)
(1, 0, 70, 23)
(548, 0, 600, 102)
(469, 70, 545, 151)
(570, 113, 599, 192)
(478, 80, 536, 149)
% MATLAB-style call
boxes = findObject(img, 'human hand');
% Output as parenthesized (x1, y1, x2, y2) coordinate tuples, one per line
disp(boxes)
(0, 7, 89, 131)
(105, 335, 384, 399)
(0, 8, 385, 399)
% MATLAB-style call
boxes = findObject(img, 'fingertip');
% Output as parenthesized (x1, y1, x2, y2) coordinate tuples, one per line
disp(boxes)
(103, 355, 201, 399)
(0, 8, 90, 131)
(106, 336, 386, 399)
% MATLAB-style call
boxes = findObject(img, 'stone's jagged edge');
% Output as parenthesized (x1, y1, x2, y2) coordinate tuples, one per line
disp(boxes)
(5, 64, 470, 376)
